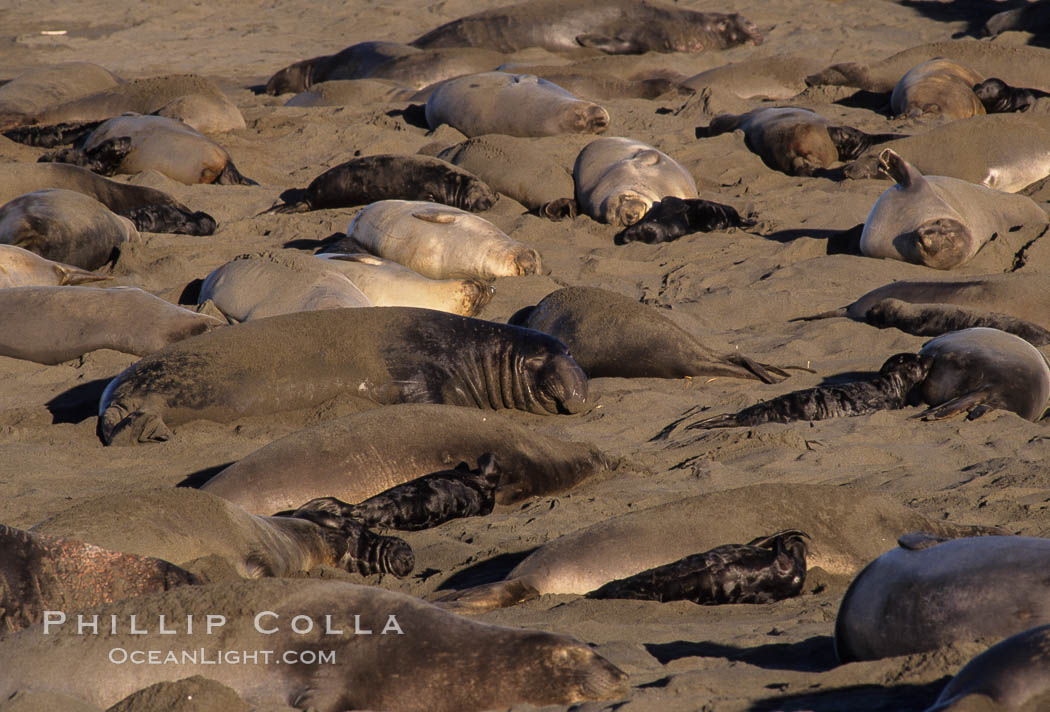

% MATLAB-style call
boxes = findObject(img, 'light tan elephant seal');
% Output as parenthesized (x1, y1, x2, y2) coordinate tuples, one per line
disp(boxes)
(890, 59, 985, 120)
(0, 63, 122, 129)
(0, 245, 104, 287)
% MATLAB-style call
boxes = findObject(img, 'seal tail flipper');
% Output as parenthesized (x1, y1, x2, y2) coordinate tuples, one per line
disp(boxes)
(724, 355, 792, 384)
(433, 578, 540, 613)
(826, 126, 907, 162)
(682, 412, 744, 430)
(214, 159, 258, 186)
(789, 307, 849, 322)
(258, 200, 310, 215)
(99, 407, 172, 446)
(897, 532, 950, 551)
(53, 263, 107, 285)
(913, 391, 991, 422)
(3, 120, 104, 148)
(541, 198, 577, 221)
(746, 529, 811, 549)
(649, 404, 708, 441)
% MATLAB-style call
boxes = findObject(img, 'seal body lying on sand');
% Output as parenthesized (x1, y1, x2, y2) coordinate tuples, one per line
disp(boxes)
(974, 77, 1050, 114)
(573, 137, 697, 227)
(425, 72, 609, 138)
(0, 62, 121, 128)
(0, 578, 629, 711)
(200, 404, 608, 513)
(683, 56, 825, 99)
(860, 150, 1048, 270)
(98, 307, 589, 445)
(410, 0, 762, 54)
(835, 534, 1050, 662)
(619, 196, 755, 243)
(890, 58, 985, 120)
(0, 245, 105, 287)
(0, 188, 138, 269)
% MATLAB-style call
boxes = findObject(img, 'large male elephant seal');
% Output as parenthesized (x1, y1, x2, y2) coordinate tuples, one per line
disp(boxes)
(424, 72, 610, 138)
(0, 245, 104, 288)
(98, 307, 589, 445)
(860, 150, 1048, 270)
(835, 534, 1050, 662)
(199, 403, 609, 513)
(572, 137, 697, 227)
(890, 59, 985, 120)
(0, 286, 223, 364)
(0, 63, 122, 128)
(0, 578, 629, 711)
(438, 483, 1000, 611)
(265, 154, 496, 213)
(410, 0, 762, 54)
(346, 199, 541, 280)
(509, 286, 789, 382)
(0, 189, 138, 269)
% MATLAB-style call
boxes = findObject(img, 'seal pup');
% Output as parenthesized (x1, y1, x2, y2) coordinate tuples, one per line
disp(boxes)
(0, 188, 138, 269)
(98, 307, 589, 445)
(0, 63, 121, 129)
(264, 154, 496, 213)
(0, 578, 629, 711)
(509, 286, 790, 382)
(835, 533, 1050, 662)
(974, 77, 1050, 114)
(619, 196, 755, 244)
(573, 137, 697, 227)
(316, 253, 493, 316)
(0, 245, 104, 287)
(0, 286, 224, 364)
(0, 524, 198, 633)
(410, 0, 762, 54)
(586, 530, 809, 605)
(199, 404, 608, 513)
(859, 150, 1048, 270)
(346, 199, 541, 280)
(424, 72, 610, 138)
(890, 58, 985, 120)
(197, 251, 372, 322)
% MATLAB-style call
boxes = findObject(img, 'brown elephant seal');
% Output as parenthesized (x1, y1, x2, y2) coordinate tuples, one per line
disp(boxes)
(0, 286, 223, 364)
(410, 0, 761, 54)
(924, 624, 1050, 712)
(975, 77, 1050, 114)
(198, 251, 372, 322)
(619, 196, 755, 243)
(891, 58, 985, 120)
(509, 286, 789, 382)
(573, 137, 697, 227)
(315, 253, 492, 316)
(860, 150, 1048, 270)
(438, 483, 1001, 610)
(0, 578, 629, 711)
(0, 188, 138, 269)
(98, 307, 589, 445)
(424, 72, 609, 138)
(0, 524, 198, 633)
(0, 63, 122, 128)
(0, 163, 215, 235)
(346, 199, 541, 280)
(284, 78, 417, 106)
(494, 63, 685, 100)
(682, 56, 825, 99)
(835, 534, 1050, 663)
(0, 245, 104, 287)
(985, 2, 1050, 39)
(265, 154, 496, 213)
(199, 403, 609, 513)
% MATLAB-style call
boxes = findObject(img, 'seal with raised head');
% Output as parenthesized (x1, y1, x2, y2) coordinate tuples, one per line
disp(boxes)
(572, 137, 697, 227)
(410, 0, 761, 54)
(509, 286, 789, 382)
(265, 154, 496, 213)
(346, 199, 541, 280)
(199, 403, 608, 513)
(98, 307, 589, 445)
(890, 58, 985, 120)
(860, 149, 1048, 270)
(0, 245, 104, 288)
(835, 533, 1050, 662)
(0, 578, 629, 711)
(619, 196, 755, 244)
(425, 72, 609, 138)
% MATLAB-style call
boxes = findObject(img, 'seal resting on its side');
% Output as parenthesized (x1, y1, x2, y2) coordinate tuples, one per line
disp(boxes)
(619, 196, 755, 244)
(975, 78, 1050, 114)
(0, 245, 104, 288)
(890, 58, 985, 120)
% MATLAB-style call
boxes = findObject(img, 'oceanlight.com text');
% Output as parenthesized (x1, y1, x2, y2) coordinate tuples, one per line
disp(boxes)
(108, 648, 337, 665)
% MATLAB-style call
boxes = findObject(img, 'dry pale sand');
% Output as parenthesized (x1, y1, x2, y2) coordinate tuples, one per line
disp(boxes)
(2, 0, 1050, 710)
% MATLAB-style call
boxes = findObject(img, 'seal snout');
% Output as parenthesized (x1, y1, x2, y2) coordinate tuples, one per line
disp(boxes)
(615, 195, 650, 227)
(910, 218, 969, 270)
(578, 652, 630, 701)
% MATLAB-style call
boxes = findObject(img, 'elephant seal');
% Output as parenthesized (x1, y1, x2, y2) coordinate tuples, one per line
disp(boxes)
(199, 403, 609, 513)
(0, 63, 122, 128)
(0, 286, 223, 364)
(98, 307, 589, 445)
(619, 196, 755, 243)
(198, 251, 372, 322)
(860, 150, 1048, 270)
(346, 200, 541, 280)
(682, 56, 825, 99)
(266, 154, 496, 213)
(40, 115, 255, 185)
(284, 78, 417, 107)
(424, 72, 610, 138)
(974, 78, 1050, 114)
(0, 163, 215, 235)
(410, 0, 761, 54)
(835, 534, 1050, 662)
(573, 137, 697, 227)
(890, 59, 985, 120)
(438, 483, 1001, 611)
(0, 188, 138, 269)
(316, 253, 492, 316)
(496, 64, 684, 101)
(0, 245, 104, 288)
(0, 578, 629, 711)
(925, 625, 1050, 712)
(509, 286, 789, 382)
(0, 524, 198, 633)
(586, 530, 809, 605)
(985, 2, 1050, 40)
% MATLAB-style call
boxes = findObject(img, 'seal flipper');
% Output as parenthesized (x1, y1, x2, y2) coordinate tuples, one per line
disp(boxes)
(214, 159, 258, 186)
(434, 578, 540, 613)
(53, 262, 107, 286)
(790, 306, 849, 322)
(541, 198, 577, 221)
(897, 532, 949, 550)
(575, 33, 642, 54)
(914, 391, 992, 421)
(827, 126, 906, 162)
(724, 354, 793, 384)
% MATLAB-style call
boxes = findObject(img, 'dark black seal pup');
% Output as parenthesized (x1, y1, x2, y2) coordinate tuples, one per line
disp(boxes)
(586, 530, 809, 605)
(974, 77, 1050, 114)
(289, 454, 501, 531)
(265, 154, 497, 214)
(283, 509, 415, 577)
(619, 196, 755, 244)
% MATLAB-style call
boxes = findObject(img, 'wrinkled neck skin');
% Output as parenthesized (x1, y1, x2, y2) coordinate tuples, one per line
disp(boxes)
(242, 517, 334, 578)
(878, 353, 932, 406)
